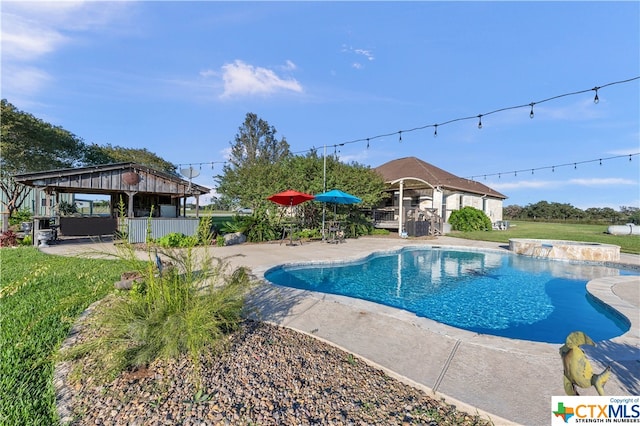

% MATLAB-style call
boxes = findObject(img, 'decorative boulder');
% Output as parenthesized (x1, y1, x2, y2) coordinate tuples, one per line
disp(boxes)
(114, 271, 143, 290)
(223, 232, 246, 246)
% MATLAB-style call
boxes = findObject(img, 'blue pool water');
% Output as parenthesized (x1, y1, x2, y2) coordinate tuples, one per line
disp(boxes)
(264, 247, 637, 343)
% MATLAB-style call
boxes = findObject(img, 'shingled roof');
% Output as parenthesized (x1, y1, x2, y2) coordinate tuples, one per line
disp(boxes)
(374, 157, 506, 199)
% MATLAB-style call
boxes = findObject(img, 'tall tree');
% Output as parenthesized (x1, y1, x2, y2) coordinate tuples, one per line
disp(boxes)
(1, 99, 87, 216)
(1, 99, 86, 173)
(83, 143, 177, 174)
(217, 113, 291, 208)
(227, 112, 290, 168)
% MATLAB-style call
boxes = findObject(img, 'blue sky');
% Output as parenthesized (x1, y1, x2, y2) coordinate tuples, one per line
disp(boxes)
(2, 1, 639, 209)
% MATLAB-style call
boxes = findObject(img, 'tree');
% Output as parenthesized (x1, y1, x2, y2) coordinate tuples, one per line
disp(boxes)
(216, 113, 291, 208)
(503, 204, 524, 220)
(1, 99, 177, 216)
(1, 100, 86, 173)
(1, 99, 87, 216)
(83, 143, 177, 174)
(227, 113, 290, 168)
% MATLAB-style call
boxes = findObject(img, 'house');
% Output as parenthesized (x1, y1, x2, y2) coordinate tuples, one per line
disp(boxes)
(12, 162, 210, 243)
(373, 157, 507, 236)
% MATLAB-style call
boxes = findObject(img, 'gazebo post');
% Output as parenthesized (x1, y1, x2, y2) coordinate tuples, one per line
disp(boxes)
(398, 179, 404, 237)
(124, 191, 137, 218)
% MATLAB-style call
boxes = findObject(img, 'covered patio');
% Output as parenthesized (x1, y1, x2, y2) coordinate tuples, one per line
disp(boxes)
(13, 162, 210, 244)
(372, 157, 507, 236)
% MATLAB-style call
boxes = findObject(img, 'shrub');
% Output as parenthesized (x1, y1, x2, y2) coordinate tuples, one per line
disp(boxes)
(58, 200, 78, 216)
(0, 230, 18, 247)
(8, 208, 32, 227)
(62, 237, 254, 384)
(155, 232, 198, 248)
(370, 228, 390, 236)
(449, 206, 493, 232)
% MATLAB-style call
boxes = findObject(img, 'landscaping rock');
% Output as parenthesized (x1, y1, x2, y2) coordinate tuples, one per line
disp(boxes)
(223, 232, 246, 246)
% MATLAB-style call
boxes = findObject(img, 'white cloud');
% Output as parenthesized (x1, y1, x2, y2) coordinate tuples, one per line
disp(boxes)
(489, 176, 636, 192)
(341, 45, 375, 70)
(489, 180, 558, 191)
(1, 65, 52, 95)
(218, 60, 303, 99)
(354, 48, 374, 61)
(1, 13, 69, 60)
(1, 1, 133, 99)
(568, 177, 636, 186)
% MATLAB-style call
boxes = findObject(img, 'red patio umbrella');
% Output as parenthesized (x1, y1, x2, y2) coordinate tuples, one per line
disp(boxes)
(267, 189, 315, 207)
(267, 190, 314, 245)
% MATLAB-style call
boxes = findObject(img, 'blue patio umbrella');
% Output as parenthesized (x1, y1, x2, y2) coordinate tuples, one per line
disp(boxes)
(313, 189, 361, 205)
(315, 189, 361, 239)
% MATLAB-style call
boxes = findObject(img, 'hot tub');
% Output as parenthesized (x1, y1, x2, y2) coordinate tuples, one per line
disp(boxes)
(509, 238, 620, 262)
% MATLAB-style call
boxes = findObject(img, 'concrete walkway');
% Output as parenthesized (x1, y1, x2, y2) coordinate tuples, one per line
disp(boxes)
(41, 236, 640, 426)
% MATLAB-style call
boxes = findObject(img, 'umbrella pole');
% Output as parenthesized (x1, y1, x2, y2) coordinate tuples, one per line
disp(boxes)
(322, 205, 326, 241)
(290, 199, 294, 246)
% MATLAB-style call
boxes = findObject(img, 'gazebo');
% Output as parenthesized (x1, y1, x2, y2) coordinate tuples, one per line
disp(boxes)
(13, 162, 210, 243)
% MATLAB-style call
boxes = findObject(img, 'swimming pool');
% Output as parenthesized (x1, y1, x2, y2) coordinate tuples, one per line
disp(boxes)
(264, 246, 637, 344)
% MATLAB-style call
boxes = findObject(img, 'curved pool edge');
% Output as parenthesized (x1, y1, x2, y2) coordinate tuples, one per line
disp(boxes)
(261, 243, 637, 345)
(586, 275, 640, 348)
(249, 242, 639, 426)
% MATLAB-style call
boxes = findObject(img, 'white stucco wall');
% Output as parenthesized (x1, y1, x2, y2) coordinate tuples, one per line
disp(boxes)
(442, 192, 503, 223)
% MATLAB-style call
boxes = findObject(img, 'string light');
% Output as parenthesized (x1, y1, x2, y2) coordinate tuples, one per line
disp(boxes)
(465, 153, 638, 182)
(177, 78, 639, 182)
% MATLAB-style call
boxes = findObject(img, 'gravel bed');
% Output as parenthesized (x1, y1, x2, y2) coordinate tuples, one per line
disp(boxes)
(56, 319, 493, 425)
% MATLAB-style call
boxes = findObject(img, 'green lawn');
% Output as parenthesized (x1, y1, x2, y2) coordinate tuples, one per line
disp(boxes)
(449, 220, 640, 254)
(1, 220, 637, 424)
(0, 248, 130, 425)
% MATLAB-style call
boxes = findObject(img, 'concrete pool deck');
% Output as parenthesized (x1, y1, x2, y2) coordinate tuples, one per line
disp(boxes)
(42, 235, 640, 426)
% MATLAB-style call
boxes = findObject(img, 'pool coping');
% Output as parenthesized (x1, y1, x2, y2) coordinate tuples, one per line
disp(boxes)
(42, 236, 640, 426)
(258, 243, 640, 350)
(248, 242, 640, 426)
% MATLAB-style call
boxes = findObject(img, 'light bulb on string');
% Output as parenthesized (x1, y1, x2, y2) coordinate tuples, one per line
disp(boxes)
(630, 155, 633, 162)
(574, 163, 577, 169)
(477, 115, 483, 129)
(434, 124, 438, 138)
(552, 166, 555, 173)
(366, 138, 370, 149)
(398, 131, 402, 143)
(599, 159, 602, 166)
(593, 87, 600, 104)
(529, 103, 535, 119)
(531, 169, 534, 175)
